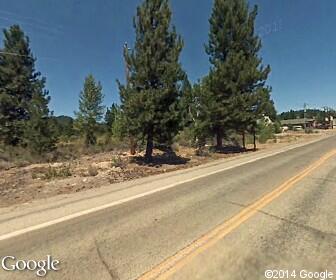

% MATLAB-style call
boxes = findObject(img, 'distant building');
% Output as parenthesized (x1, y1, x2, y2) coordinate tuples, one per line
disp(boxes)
(331, 117, 336, 129)
(257, 115, 274, 126)
(317, 116, 336, 129)
(280, 118, 316, 129)
(263, 116, 273, 126)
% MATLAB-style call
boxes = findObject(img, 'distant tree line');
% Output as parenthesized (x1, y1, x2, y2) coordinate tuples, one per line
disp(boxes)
(0, 0, 277, 162)
(278, 108, 336, 123)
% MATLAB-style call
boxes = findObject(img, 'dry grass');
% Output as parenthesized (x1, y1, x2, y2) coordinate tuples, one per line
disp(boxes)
(32, 164, 72, 180)
(111, 155, 127, 169)
(0, 130, 334, 207)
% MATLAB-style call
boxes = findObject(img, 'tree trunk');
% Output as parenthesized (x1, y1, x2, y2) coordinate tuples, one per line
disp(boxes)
(216, 130, 222, 148)
(130, 137, 136, 155)
(145, 132, 153, 162)
(253, 129, 257, 151)
(242, 131, 246, 150)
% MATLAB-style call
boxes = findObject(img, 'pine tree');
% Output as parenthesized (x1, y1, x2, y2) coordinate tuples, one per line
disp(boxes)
(104, 103, 126, 140)
(178, 75, 219, 150)
(206, 0, 274, 149)
(105, 103, 119, 132)
(52, 115, 74, 141)
(0, 25, 55, 153)
(111, 107, 127, 140)
(179, 78, 193, 129)
(119, 0, 186, 161)
(248, 87, 276, 150)
(75, 74, 105, 146)
(0, 25, 38, 145)
(234, 5, 274, 149)
(23, 78, 56, 154)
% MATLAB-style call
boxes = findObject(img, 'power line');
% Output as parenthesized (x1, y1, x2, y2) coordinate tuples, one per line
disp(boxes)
(0, 12, 64, 35)
(0, 9, 61, 30)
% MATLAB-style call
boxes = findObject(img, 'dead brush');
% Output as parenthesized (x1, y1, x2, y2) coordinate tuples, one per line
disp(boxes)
(33, 164, 72, 180)
(110, 155, 127, 169)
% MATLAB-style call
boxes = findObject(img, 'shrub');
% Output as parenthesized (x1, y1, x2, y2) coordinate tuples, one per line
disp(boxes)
(305, 127, 314, 134)
(111, 155, 127, 169)
(258, 123, 275, 144)
(0, 144, 42, 164)
(42, 164, 72, 180)
(54, 142, 80, 161)
(195, 146, 210, 157)
(87, 164, 98, 176)
(175, 127, 196, 147)
(273, 121, 282, 134)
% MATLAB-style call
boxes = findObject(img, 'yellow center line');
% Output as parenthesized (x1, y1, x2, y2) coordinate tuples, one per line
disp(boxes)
(138, 149, 336, 280)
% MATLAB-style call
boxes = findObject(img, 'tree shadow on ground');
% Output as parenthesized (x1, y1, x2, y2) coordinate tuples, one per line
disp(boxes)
(132, 151, 190, 167)
(211, 145, 258, 154)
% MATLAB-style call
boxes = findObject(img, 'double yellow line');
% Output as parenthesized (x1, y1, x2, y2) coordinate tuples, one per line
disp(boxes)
(138, 149, 336, 280)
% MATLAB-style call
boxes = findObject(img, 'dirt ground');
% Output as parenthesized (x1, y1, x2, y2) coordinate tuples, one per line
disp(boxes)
(0, 130, 334, 208)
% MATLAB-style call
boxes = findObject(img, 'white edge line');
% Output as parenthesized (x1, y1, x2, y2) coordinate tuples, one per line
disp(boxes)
(0, 137, 329, 242)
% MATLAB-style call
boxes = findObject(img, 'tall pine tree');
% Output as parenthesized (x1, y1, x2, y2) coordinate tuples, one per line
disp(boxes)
(105, 103, 119, 132)
(23, 78, 56, 154)
(206, 0, 274, 149)
(119, 0, 186, 161)
(191, 76, 216, 147)
(75, 74, 105, 146)
(0, 25, 37, 145)
(0, 25, 55, 153)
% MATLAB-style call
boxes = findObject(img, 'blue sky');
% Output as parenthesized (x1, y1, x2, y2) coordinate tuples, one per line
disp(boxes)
(0, 0, 335, 116)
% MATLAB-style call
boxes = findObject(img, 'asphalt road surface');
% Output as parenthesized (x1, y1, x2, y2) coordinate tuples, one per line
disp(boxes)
(0, 135, 335, 280)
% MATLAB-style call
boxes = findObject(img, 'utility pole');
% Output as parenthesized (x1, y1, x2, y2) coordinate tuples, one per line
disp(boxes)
(323, 106, 328, 129)
(123, 43, 136, 155)
(303, 103, 307, 130)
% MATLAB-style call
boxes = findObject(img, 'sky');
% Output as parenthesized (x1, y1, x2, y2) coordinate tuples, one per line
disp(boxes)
(0, 0, 335, 116)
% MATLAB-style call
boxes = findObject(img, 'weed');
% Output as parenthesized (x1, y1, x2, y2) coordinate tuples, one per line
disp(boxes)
(111, 155, 127, 169)
(87, 164, 98, 176)
(40, 164, 72, 180)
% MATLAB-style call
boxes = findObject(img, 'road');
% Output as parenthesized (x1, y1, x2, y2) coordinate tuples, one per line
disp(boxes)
(0, 135, 335, 280)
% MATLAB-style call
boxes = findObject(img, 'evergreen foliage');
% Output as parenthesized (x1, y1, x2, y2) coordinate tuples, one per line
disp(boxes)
(119, 0, 186, 161)
(104, 103, 127, 140)
(0, 25, 55, 153)
(0, 4, 279, 161)
(0, 25, 38, 145)
(203, 0, 274, 148)
(111, 107, 127, 140)
(75, 74, 105, 146)
(105, 103, 119, 131)
(52, 116, 75, 141)
(278, 108, 335, 123)
(190, 77, 213, 147)
(23, 78, 56, 154)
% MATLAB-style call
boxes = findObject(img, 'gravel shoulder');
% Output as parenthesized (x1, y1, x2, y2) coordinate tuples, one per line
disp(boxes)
(0, 131, 334, 208)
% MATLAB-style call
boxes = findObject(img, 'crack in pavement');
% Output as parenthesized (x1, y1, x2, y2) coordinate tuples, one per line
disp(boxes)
(220, 199, 336, 240)
(257, 210, 336, 239)
(94, 239, 120, 280)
